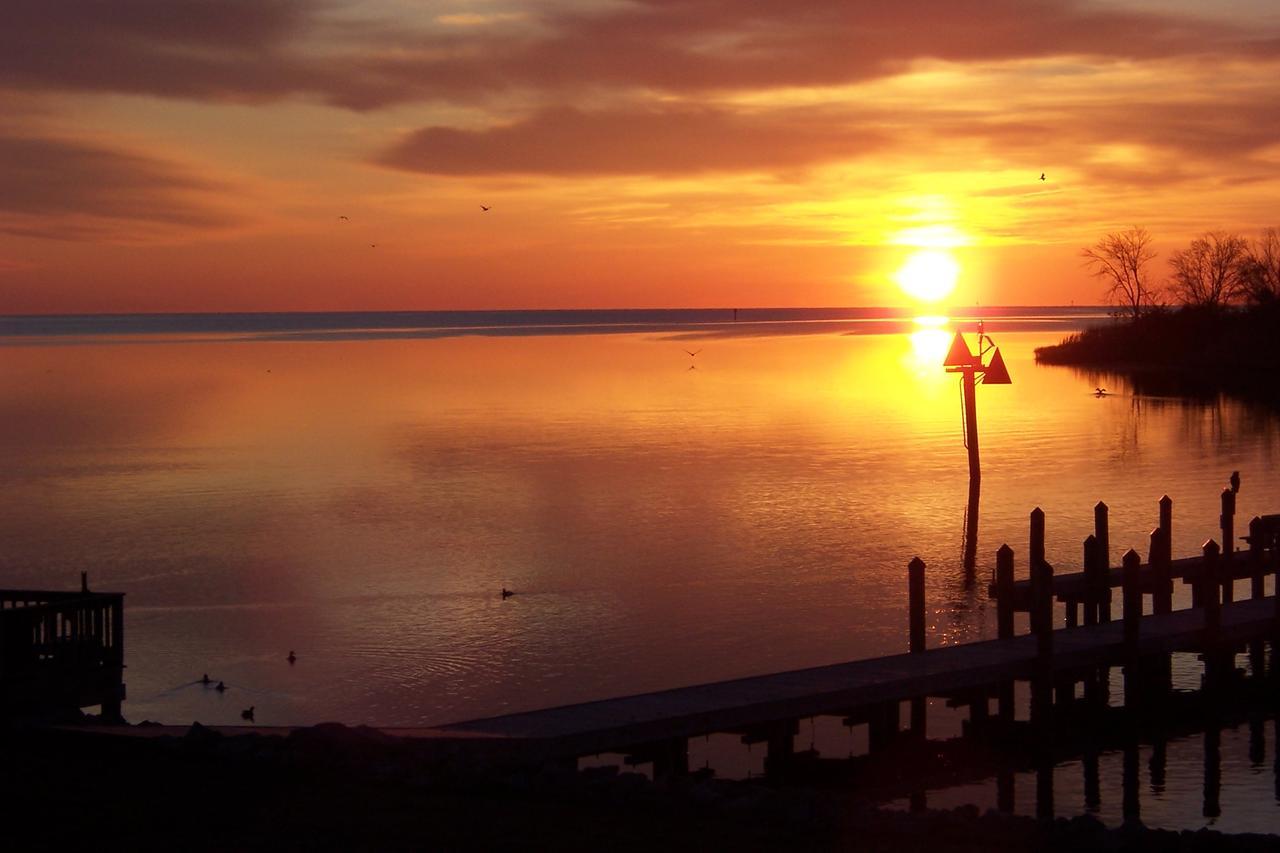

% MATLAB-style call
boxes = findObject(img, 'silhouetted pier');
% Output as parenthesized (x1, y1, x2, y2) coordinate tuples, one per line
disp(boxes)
(444, 483, 1280, 783)
(0, 574, 125, 720)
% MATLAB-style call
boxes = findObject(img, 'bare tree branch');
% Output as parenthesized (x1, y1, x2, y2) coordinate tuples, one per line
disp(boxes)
(1081, 227, 1156, 321)
(1168, 231, 1250, 309)
(1241, 227, 1280, 304)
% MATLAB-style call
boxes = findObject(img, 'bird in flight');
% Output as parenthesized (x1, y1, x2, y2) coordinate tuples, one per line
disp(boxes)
(684, 349, 702, 357)
(481, 205, 491, 212)
(1039, 173, 1046, 181)
(370, 244, 377, 248)
(338, 215, 349, 221)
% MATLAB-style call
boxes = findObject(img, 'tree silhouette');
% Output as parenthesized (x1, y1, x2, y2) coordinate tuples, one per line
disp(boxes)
(1240, 227, 1280, 304)
(1081, 227, 1157, 321)
(1169, 231, 1249, 309)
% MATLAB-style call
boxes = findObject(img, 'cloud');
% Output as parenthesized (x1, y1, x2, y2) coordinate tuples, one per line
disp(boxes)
(378, 105, 885, 175)
(0, 133, 241, 240)
(0, 0, 330, 104)
(1, 0, 1274, 110)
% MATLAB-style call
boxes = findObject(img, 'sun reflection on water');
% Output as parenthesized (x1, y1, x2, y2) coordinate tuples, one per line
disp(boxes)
(907, 317, 952, 377)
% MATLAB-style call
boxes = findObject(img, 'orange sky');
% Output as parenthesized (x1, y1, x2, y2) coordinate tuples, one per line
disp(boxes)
(2, 0, 1279, 313)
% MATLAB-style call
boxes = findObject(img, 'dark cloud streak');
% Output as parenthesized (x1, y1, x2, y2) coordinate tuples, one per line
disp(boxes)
(1, 0, 1274, 109)
(379, 106, 886, 176)
(0, 134, 240, 239)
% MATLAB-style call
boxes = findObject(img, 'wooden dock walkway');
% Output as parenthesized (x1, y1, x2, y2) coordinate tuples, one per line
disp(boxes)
(442, 596, 1277, 758)
(442, 485, 1280, 769)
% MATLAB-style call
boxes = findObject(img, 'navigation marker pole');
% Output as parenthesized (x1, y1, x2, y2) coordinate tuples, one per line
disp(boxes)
(944, 321, 1012, 579)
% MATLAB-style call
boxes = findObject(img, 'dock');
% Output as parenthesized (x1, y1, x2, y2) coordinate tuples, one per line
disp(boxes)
(0, 573, 125, 720)
(443, 483, 1280, 776)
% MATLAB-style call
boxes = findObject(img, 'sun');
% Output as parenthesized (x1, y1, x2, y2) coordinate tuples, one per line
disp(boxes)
(895, 249, 959, 303)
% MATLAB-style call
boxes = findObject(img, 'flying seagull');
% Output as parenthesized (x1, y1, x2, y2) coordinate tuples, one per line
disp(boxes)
(1039, 173, 1046, 181)
(684, 349, 702, 357)
(338, 215, 349, 221)
(481, 205, 491, 212)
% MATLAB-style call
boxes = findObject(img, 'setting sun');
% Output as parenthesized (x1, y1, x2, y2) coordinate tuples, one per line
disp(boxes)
(895, 249, 959, 303)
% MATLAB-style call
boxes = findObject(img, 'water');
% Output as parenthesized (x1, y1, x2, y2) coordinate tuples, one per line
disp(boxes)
(2, 308, 1279, 829)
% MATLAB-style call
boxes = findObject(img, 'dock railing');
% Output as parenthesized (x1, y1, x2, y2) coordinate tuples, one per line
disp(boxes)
(0, 574, 125, 720)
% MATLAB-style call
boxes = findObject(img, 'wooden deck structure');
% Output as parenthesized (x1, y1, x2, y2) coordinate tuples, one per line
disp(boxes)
(0, 574, 125, 720)
(443, 483, 1280, 777)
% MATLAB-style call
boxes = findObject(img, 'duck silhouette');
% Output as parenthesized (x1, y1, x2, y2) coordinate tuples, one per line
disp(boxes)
(241, 706, 255, 722)
(287, 651, 297, 664)
(215, 681, 227, 693)
(200, 673, 211, 685)
(501, 588, 514, 599)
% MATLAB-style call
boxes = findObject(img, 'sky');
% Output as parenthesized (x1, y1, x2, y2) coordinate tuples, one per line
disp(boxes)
(2, 0, 1279, 313)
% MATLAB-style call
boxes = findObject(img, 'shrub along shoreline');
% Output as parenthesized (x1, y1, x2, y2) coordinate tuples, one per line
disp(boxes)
(1035, 303, 1280, 404)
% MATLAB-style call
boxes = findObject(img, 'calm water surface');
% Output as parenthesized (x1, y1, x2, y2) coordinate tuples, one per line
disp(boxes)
(2, 311, 1279, 829)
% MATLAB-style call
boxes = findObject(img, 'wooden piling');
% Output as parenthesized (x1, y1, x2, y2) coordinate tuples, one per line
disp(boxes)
(1123, 549, 1142, 709)
(1221, 488, 1236, 603)
(1095, 501, 1112, 622)
(1156, 496, 1174, 613)
(1029, 508, 1047, 636)
(1030, 521, 1054, 728)
(908, 557, 926, 737)
(1250, 516, 1265, 599)
(1123, 549, 1142, 649)
(1032, 549, 1053, 660)
(1202, 539, 1221, 640)
(1083, 535, 1099, 626)
(996, 544, 1016, 722)
(996, 545, 1014, 640)
(909, 557, 926, 654)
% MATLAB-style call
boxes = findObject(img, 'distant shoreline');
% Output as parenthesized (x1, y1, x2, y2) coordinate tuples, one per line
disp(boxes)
(1034, 304, 1280, 404)
(0, 306, 1108, 344)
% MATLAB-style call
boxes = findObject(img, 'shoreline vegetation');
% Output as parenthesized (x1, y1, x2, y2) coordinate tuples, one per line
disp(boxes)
(1034, 303, 1280, 404)
(1036, 225, 1280, 403)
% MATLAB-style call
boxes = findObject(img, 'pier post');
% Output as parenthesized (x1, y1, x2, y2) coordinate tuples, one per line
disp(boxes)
(1122, 549, 1142, 710)
(996, 545, 1014, 639)
(1149, 525, 1173, 695)
(1122, 549, 1142, 650)
(1030, 519, 1054, 728)
(996, 545, 1016, 721)
(1202, 539, 1221, 642)
(908, 557, 926, 654)
(1083, 535, 1099, 626)
(1250, 516, 1265, 599)
(1095, 502, 1112, 622)
(1031, 532, 1053, 660)
(1156, 496, 1174, 613)
(1249, 517, 1267, 675)
(908, 557, 927, 737)
(1221, 488, 1236, 603)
